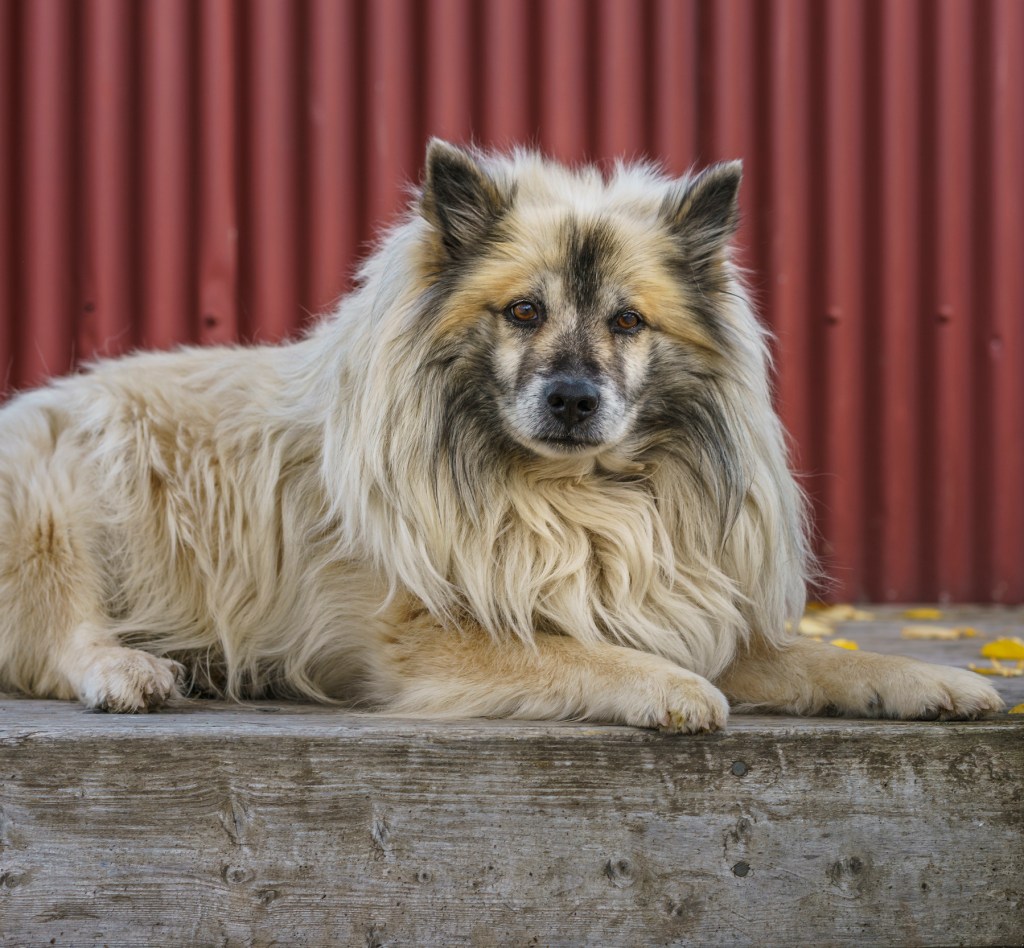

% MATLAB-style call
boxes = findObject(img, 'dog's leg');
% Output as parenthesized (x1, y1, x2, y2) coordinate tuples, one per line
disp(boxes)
(0, 539, 182, 712)
(367, 617, 729, 733)
(0, 541, 183, 712)
(718, 636, 1003, 720)
(0, 421, 181, 711)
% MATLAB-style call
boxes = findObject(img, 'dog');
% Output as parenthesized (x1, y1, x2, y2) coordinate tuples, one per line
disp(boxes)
(0, 140, 1002, 730)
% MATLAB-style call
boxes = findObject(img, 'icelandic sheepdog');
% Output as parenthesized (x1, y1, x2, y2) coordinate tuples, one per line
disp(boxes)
(0, 140, 1001, 730)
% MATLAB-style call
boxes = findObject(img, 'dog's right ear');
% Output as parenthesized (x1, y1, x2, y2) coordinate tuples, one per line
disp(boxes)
(421, 139, 509, 261)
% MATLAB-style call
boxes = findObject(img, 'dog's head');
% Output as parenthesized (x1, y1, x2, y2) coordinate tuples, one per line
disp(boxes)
(418, 140, 744, 463)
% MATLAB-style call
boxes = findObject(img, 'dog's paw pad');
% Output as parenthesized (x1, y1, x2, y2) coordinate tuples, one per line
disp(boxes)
(78, 649, 182, 713)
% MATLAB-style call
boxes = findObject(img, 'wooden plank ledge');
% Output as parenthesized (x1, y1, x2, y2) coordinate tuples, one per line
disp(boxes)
(1, 696, 1022, 947)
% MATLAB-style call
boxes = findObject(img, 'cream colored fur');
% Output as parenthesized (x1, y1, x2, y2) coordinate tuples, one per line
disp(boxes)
(0, 142, 1002, 728)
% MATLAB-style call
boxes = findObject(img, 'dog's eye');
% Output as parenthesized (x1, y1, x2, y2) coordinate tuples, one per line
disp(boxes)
(506, 300, 541, 324)
(612, 310, 644, 333)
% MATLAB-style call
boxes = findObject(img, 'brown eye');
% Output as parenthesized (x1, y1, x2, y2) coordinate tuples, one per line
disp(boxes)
(612, 310, 643, 333)
(507, 299, 541, 324)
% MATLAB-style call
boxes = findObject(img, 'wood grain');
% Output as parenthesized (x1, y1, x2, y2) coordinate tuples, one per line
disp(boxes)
(1, 698, 1022, 947)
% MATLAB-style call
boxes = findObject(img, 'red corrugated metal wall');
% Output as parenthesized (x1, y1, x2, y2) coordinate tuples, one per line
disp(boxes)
(2, 0, 1023, 603)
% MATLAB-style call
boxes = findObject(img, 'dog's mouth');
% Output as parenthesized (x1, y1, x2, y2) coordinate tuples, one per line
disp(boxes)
(523, 429, 610, 459)
(535, 433, 603, 450)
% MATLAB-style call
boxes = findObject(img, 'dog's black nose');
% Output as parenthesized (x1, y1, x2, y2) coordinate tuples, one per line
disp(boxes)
(545, 378, 601, 427)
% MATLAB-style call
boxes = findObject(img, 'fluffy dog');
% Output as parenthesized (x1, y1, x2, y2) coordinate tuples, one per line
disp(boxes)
(0, 141, 1001, 730)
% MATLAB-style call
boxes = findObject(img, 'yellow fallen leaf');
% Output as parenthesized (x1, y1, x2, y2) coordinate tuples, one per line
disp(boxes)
(980, 636, 1024, 661)
(901, 625, 978, 640)
(814, 604, 874, 623)
(797, 616, 834, 637)
(968, 661, 1024, 678)
(903, 607, 943, 620)
(831, 639, 859, 650)
(1009, 703, 1024, 714)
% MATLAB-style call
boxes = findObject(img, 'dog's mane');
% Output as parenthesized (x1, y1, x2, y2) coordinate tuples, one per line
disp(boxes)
(286, 150, 811, 681)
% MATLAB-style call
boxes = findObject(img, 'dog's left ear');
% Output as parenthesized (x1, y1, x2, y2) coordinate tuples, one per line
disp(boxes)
(421, 139, 510, 261)
(662, 160, 742, 264)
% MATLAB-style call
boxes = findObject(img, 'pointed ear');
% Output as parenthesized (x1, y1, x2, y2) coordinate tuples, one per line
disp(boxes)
(420, 139, 510, 261)
(662, 160, 742, 264)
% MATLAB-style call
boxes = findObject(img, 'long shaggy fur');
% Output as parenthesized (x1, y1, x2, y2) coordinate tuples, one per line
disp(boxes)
(0, 141, 1001, 728)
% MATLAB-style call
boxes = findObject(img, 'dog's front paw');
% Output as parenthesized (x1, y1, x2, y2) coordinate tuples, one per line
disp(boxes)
(78, 648, 184, 713)
(836, 657, 1004, 721)
(875, 661, 1003, 720)
(630, 671, 730, 734)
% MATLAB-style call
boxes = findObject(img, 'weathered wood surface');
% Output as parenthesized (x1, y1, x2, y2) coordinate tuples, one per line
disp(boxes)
(1, 608, 1023, 947)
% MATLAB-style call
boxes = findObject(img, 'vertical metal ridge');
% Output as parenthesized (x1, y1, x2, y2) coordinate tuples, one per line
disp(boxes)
(294, 0, 314, 323)
(748, 0, 773, 297)
(861, 0, 884, 600)
(239, 0, 300, 343)
(651, 0, 697, 171)
(481, 0, 535, 148)
(926, 0, 975, 601)
(425, 0, 475, 147)
(820, 0, 867, 600)
(596, 0, 645, 160)
(915, 0, 938, 601)
(18, 0, 75, 390)
(971, 0, 995, 601)
(197, 0, 240, 346)
(763, 0, 814, 496)
(982, 0, 1024, 601)
(539, 0, 591, 163)
(705, 0, 758, 272)
(303, 0, 359, 313)
(365, 0, 419, 229)
(805, 0, 830, 591)
(0, 0, 14, 391)
(869, 0, 923, 601)
(700, 0, 756, 158)
(138, 0, 194, 350)
(79, 0, 135, 363)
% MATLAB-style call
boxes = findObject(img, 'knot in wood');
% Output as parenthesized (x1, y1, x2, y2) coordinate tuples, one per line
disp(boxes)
(605, 857, 635, 888)
(222, 865, 254, 885)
